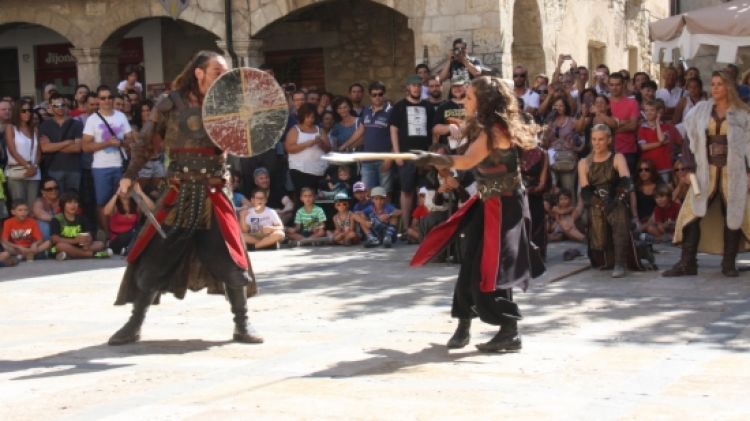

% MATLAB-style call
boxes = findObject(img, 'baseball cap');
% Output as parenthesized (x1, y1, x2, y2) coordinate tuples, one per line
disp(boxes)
(353, 181, 367, 192)
(253, 167, 269, 177)
(370, 186, 387, 197)
(406, 74, 422, 85)
(334, 192, 350, 201)
(418, 186, 428, 195)
(450, 75, 468, 86)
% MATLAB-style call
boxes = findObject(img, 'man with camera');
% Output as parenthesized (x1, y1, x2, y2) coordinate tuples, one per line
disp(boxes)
(438, 38, 482, 84)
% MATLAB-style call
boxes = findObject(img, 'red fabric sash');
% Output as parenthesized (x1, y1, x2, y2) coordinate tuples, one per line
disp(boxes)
(410, 194, 503, 292)
(127, 187, 249, 270)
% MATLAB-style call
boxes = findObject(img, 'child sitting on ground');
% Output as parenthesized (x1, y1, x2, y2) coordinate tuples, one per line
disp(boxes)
(329, 192, 360, 245)
(351, 181, 372, 213)
(643, 185, 680, 242)
(319, 165, 354, 200)
(548, 188, 584, 242)
(360, 186, 402, 248)
(50, 192, 111, 261)
(240, 189, 285, 250)
(287, 187, 327, 242)
(1, 201, 50, 261)
(405, 187, 430, 243)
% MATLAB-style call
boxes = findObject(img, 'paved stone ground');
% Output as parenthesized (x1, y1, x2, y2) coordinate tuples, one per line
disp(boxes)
(1, 241, 749, 420)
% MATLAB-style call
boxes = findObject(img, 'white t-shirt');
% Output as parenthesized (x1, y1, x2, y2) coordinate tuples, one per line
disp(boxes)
(244, 207, 283, 234)
(117, 80, 143, 94)
(655, 87, 684, 108)
(518, 88, 540, 110)
(83, 110, 132, 169)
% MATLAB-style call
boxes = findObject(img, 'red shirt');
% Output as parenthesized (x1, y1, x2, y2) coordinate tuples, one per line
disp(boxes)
(2, 217, 42, 247)
(637, 122, 679, 172)
(609, 96, 640, 154)
(108, 211, 138, 240)
(653, 201, 680, 223)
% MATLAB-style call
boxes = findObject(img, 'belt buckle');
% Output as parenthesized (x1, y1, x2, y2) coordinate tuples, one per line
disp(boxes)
(710, 144, 727, 156)
(596, 188, 608, 197)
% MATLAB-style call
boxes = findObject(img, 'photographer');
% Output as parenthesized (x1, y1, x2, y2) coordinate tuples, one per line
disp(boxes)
(437, 38, 482, 83)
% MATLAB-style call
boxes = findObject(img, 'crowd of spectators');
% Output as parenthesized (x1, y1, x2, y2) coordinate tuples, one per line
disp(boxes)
(2, 43, 750, 267)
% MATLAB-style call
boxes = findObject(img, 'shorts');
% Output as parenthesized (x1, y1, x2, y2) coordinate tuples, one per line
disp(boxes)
(92, 166, 123, 206)
(397, 161, 418, 193)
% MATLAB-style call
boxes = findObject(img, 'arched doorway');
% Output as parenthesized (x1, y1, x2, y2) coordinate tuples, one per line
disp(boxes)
(100, 18, 221, 97)
(0, 23, 76, 100)
(254, 0, 414, 96)
(512, 0, 546, 78)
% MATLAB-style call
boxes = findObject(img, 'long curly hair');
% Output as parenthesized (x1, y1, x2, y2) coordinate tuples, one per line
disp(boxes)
(464, 76, 539, 151)
(171, 50, 222, 99)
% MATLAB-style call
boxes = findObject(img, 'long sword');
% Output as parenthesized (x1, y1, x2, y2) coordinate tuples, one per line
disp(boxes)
(322, 152, 418, 163)
(130, 190, 168, 239)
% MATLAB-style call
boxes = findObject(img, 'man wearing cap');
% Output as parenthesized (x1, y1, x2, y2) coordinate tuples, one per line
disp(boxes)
(389, 74, 434, 230)
(357, 81, 394, 194)
(432, 75, 468, 151)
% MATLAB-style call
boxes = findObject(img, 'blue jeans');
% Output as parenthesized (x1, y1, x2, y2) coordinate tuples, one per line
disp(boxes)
(92, 166, 123, 206)
(47, 170, 81, 195)
(360, 161, 394, 192)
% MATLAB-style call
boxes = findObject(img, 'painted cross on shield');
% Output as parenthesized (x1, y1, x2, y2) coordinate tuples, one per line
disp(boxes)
(159, 0, 189, 20)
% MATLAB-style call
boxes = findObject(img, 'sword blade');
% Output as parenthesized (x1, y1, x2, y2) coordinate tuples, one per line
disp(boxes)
(130, 190, 168, 239)
(322, 152, 418, 163)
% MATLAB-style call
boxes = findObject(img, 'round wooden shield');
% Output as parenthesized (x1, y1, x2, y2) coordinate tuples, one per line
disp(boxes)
(202, 67, 289, 157)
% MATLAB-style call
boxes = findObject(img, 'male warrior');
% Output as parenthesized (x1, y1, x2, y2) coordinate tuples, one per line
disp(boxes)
(108, 51, 263, 345)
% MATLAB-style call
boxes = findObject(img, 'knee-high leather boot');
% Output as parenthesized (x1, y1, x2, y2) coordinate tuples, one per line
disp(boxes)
(108, 289, 159, 346)
(446, 318, 471, 349)
(663, 221, 700, 277)
(226, 286, 264, 344)
(475, 319, 522, 353)
(722, 227, 742, 277)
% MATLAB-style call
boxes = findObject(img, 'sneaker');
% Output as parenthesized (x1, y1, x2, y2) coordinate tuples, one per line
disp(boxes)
(56, 251, 67, 261)
(94, 248, 113, 258)
(382, 236, 392, 248)
(364, 235, 380, 248)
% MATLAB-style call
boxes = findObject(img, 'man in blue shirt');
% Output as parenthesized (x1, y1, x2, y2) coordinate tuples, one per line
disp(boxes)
(357, 81, 394, 193)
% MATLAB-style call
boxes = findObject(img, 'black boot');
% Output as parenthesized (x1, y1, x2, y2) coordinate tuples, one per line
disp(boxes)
(108, 289, 158, 346)
(722, 228, 742, 277)
(475, 319, 522, 353)
(663, 222, 700, 277)
(226, 286, 264, 344)
(446, 319, 471, 349)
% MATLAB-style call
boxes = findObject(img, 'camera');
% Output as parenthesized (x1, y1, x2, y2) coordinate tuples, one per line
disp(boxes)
(453, 47, 465, 56)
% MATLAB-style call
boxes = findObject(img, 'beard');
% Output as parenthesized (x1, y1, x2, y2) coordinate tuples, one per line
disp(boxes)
(430, 90, 442, 100)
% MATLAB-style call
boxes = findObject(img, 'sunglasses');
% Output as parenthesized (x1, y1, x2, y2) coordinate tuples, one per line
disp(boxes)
(638, 168, 651, 172)
(513, 73, 527, 78)
(42, 186, 59, 192)
(20, 108, 32, 114)
(51, 103, 66, 109)
(370, 92, 384, 97)
(98, 95, 113, 100)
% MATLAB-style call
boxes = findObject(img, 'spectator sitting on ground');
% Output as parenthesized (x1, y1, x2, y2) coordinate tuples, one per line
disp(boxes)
(252, 167, 294, 225)
(361, 186, 402, 248)
(405, 187, 430, 244)
(0, 246, 18, 267)
(351, 181, 372, 213)
(1, 200, 50, 261)
(329, 192, 360, 246)
(240, 189, 285, 250)
(50, 192, 111, 261)
(103, 182, 153, 255)
(643, 185, 680, 243)
(286, 187, 327, 242)
(548, 189, 584, 242)
(319, 165, 354, 200)
(32, 177, 61, 240)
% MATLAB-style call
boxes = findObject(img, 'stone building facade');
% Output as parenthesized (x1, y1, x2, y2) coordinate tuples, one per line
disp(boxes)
(0, 0, 668, 99)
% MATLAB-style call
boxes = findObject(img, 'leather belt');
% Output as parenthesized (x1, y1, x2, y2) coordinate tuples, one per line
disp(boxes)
(709, 143, 728, 156)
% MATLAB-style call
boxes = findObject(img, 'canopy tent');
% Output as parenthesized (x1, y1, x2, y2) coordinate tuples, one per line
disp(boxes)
(650, 0, 750, 64)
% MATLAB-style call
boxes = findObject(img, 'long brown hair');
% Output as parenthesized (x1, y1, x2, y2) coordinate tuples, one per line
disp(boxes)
(712, 70, 750, 112)
(171, 50, 222, 98)
(464, 76, 538, 151)
(10, 97, 36, 130)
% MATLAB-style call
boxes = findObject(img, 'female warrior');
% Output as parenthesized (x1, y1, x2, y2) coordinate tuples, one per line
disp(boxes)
(411, 76, 545, 353)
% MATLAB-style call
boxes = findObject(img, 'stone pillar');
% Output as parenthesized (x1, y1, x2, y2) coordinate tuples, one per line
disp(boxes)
(70, 47, 120, 90)
(219, 38, 264, 68)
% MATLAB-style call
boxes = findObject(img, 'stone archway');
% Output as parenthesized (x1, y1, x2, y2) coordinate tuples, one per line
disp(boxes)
(252, 0, 415, 96)
(511, 0, 546, 78)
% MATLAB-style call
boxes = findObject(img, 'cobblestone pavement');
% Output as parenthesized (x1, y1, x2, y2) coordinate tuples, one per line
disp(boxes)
(1, 242, 749, 420)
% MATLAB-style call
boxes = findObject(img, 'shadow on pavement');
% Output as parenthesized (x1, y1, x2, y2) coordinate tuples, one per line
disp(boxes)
(0, 258, 127, 283)
(0, 339, 231, 381)
(306, 343, 483, 378)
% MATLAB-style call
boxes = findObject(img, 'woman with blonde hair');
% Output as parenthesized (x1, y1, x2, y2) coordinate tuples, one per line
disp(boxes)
(664, 71, 750, 277)
(411, 76, 545, 353)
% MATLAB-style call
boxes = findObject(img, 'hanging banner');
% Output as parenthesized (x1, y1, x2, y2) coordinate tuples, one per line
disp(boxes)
(160, 0, 189, 20)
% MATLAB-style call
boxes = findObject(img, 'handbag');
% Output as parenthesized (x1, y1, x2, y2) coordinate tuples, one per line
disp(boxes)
(96, 112, 130, 168)
(551, 150, 578, 172)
